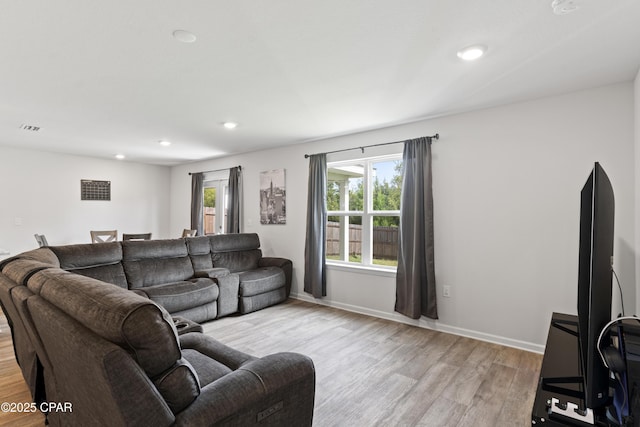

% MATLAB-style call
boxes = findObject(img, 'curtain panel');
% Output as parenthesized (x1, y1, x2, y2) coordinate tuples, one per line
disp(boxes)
(226, 166, 242, 234)
(190, 172, 204, 237)
(395, 137, 438, 319)
(304, 153, 327, 298)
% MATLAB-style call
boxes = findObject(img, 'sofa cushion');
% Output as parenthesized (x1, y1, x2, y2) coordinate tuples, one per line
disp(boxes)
(185, 236, 213, 272)
(240, 288, 287, 314)
(238, 267, 285, 297)
(210, 233, 263, 272)
(153, 358, 200, 414)
(122, 239, 194, 289)
(138, 279, 219, 313)
(172, 303, 217, 324)
(51, 243, 128, 288)
(182, 348, 233, 387)
(27, 268, 181, 377)
(1, 259, 54, 286)
(6, 248, 60, 268)
(210, 233, 260, 252)
(52, 242, 122, 269)
(212, 250, 261, 273)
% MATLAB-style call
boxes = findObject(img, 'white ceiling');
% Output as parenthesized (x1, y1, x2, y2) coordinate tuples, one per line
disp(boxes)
(1, 0, 639, 166)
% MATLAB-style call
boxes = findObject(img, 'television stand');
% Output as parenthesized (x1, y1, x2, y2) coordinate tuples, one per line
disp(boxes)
(532, 312, 614, 426)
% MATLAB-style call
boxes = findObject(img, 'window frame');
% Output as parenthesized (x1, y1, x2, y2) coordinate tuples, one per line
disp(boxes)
(203, 172, 229, 235)
(326, 153, 402, 271)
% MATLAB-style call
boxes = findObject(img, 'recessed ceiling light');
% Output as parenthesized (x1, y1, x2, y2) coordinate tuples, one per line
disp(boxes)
(159, 140, 171, 147)
(115, 154, 125, 160)
(173, 30, 197, 43)
(457, 45, 486, 61)
(551, 0, 580, 15)
(223, 122, 238, 130)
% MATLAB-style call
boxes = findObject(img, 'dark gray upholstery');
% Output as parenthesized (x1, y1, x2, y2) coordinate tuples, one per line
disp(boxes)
(206, 234, 290, 314)
(0, 252, 315, 426)
(185, 235, 214, 272)
(0, 274, 41, 402)
(122, 239, 195, 288)
(51, 242, 128, 288)
(0, 233, 299, 424)
(216, 274, 240, 318)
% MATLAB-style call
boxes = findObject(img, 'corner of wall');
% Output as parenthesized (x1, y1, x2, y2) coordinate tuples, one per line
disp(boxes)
(635, 68, 640, 314)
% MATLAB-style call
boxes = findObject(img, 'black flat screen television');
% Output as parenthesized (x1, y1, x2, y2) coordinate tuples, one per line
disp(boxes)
(577, 162, 615, 409)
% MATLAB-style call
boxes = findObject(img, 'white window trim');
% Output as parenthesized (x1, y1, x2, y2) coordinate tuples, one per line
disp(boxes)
(326, 153, 401, 271)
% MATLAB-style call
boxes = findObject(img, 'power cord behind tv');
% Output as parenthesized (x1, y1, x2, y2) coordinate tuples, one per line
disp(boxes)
(613, 267, 625, 317)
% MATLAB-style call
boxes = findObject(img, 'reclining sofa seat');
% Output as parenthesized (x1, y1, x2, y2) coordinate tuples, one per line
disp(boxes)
(121, 239, 219, 323)
(16, 264, 315, 426)
(187, 234, 292, 315)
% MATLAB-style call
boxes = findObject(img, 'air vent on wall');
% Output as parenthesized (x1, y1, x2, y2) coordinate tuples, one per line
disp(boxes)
(20, 124, 41, 132)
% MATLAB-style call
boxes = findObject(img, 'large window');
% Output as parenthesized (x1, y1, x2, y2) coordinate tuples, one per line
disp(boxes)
(326, 154, 402, 268)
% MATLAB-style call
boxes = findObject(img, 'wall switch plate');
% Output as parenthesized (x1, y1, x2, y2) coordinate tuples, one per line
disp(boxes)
(443, 285, 451, 298)
(14, 217, 23, 226)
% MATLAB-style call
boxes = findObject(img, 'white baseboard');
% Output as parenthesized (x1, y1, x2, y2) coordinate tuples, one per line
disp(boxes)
(290, 292, 545, 354)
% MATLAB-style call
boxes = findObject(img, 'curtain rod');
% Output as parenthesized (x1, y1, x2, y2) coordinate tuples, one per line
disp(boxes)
(188, 165, 242, 176)
(303, 133, 439, 159)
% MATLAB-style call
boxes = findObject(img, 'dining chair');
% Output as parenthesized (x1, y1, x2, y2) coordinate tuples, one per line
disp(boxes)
(122, 233, 152, 241)
(34, 234, 49, 247)
(90, 230, 117, 243)
(181, 229, 197, 237)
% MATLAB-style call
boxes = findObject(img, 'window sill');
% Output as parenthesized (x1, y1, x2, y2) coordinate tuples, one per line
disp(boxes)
(326, 261, 397, 278)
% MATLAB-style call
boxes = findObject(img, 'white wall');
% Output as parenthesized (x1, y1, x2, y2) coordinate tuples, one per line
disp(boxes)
(0, 146, 171, 257)
(170, 82, 635, 352)
(635, 68, 640, 314)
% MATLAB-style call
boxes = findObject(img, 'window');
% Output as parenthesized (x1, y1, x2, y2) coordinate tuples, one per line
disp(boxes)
(203, 178, 228, 234)
(326, 154, 402, 268)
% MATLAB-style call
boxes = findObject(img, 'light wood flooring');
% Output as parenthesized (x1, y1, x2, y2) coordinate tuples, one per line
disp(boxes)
(1, 299, 542, 426)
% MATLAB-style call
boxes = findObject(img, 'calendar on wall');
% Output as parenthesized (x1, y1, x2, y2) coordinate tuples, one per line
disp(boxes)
(81, 179, 111, 201)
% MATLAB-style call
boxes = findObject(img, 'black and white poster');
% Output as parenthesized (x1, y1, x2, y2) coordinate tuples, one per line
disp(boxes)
(260, 169, 286, 224)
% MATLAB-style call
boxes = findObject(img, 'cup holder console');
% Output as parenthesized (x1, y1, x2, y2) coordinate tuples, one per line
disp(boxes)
(171, 316, 203, 335)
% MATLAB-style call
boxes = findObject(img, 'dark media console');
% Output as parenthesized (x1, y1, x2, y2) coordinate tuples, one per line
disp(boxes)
(532, 313, 613, 426)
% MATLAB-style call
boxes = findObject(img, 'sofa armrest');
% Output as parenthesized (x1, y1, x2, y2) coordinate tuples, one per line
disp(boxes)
(259, 258, 292, 297)
(193, 267, 230, 279)
(173, 352, 315, 427)
(179, 332, 255, 369)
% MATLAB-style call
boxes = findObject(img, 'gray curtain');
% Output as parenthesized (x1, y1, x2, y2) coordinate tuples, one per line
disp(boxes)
(226, 166, 242, 234)
(395, 137, 438, 319)
(304, 154, 327, 298)
(190, 173, 204, 237)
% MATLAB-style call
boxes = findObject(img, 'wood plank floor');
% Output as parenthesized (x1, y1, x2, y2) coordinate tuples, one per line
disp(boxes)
(0, 314, 45, 426)
(0, 299, 542, 426)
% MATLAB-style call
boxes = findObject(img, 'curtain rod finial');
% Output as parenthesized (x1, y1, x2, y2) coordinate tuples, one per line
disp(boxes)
(434, 133, 439, 140)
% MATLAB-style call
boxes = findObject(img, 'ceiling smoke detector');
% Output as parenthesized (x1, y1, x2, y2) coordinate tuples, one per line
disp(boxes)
(552, 0, 581, 15)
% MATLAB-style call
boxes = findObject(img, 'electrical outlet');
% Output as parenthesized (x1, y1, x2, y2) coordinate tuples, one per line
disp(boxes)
(443, 285, 451, 298)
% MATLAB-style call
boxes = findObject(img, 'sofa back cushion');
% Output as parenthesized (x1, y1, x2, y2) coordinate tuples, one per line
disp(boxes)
(185, 236, 213, 272)
(122, 239, 194, 289)
(210, 233, 262, 272)
(1, 258, 55, 286)
(51, 243, 128, 289)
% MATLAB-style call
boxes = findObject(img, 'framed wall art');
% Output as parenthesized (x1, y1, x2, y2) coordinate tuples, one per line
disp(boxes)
(259, 169, 286, 224)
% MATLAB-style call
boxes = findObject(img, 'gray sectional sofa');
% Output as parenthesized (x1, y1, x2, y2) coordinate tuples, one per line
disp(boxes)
(47, 233, 292, 322)
(0, 233, 313, 426)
